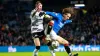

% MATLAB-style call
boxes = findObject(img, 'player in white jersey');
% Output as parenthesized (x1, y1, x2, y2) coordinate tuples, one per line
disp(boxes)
(30, 1, 45, 56)
(30, 1, 52, 56)
(30, 5, 44, 33)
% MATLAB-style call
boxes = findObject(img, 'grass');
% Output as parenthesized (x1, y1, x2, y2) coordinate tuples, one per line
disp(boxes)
(0, 52, 100, 56)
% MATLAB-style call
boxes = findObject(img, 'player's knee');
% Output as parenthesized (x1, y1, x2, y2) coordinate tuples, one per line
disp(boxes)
(64, 40, 69, 46)
(64, 44, 69, 46)
(48, 21, 54, 26)
(64, 42, 69, 46)
(36, 46, 40, 50)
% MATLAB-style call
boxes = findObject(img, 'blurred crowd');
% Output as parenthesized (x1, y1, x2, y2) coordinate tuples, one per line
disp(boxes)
(0, 1, 33, 46)
(0, 1, 100, 46)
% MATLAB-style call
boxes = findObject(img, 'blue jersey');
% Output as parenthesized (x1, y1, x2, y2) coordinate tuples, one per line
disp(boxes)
(46, 11, 72, 34)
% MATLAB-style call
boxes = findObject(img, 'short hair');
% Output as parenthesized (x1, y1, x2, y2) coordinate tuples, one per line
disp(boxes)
(62, 7, 76, 16)
(35, 1, 41, 5)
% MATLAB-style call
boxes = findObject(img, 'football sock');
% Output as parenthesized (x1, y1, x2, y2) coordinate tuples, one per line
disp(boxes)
(33, 46, 40, 56)
(33, 49, 38, 56)
(64, 46, 72, 55)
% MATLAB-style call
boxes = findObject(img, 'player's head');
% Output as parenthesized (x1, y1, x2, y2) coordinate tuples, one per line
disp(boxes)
(62, 7, 75, 20)
(35, 1, 42, 11)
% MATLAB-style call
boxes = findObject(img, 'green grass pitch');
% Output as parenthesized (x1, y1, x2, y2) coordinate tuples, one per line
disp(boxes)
(0, 52, 100, 56)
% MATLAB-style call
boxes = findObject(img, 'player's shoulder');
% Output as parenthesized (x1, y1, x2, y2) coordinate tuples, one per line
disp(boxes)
(53, 12, 61, 16)
(31, 9, 36, 12)
(30, 9, 36, 14)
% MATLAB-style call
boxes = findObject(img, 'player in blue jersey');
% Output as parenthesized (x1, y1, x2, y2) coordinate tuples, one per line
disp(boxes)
(45, 7, 78, 56)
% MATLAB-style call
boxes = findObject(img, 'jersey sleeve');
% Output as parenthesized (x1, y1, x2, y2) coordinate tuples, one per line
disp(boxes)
(45, 11, 59, 19)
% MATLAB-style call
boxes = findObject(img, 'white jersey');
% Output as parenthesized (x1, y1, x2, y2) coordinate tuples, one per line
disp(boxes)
(30, 9, 45, 33)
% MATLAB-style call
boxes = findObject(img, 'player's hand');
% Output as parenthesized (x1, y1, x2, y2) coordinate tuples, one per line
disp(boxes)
(44, 14, 53, 20)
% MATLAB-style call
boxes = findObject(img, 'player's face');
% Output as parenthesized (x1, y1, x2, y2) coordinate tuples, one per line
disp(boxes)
(63, 13, 71, 20)
(37, 3, 42, 10)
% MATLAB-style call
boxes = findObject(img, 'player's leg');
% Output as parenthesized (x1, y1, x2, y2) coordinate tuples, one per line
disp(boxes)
(42, 37, 55, 56)
(50, 32, 72, 56)
(44, 21, 56, 56)
(56, 36, 78, 56)
(44, 20, 54, 36)
(56, 36, 72, 56)
(44, 20, 53, 44)
(43, 32, 56, 56)
(49, 30, 78, 56)
(33, 38, 40, 56)
(46, 40, 56, 56)
(32, 33, 41, 56)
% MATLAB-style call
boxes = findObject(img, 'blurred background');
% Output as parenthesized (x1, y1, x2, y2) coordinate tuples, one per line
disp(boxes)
(0, 0, 100, 54)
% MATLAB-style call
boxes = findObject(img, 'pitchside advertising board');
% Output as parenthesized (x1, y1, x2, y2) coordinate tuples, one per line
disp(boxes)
(0, 45, 100, 52)
(55, 45, 100, 52)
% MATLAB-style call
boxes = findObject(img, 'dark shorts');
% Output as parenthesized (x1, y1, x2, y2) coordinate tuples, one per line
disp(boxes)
(31, 30, 45, 40)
